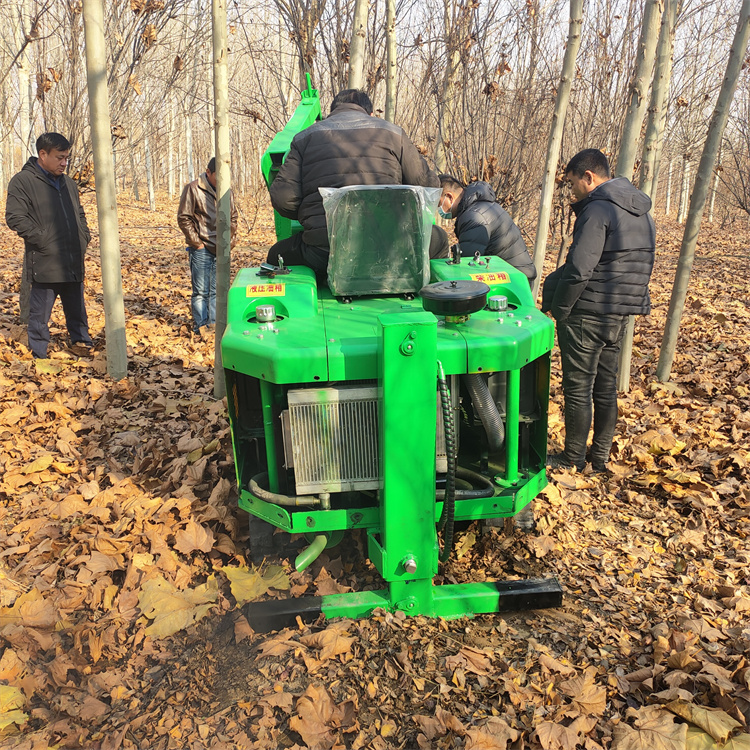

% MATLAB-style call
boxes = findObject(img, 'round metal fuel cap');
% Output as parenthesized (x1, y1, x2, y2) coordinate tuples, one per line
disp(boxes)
(420, 279, 490, 317)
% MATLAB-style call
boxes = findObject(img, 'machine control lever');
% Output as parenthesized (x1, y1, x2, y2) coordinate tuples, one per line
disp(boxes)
(258, 262, 291, 277)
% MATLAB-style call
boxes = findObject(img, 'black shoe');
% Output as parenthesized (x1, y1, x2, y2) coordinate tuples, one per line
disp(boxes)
(590, 462, 611, 476)
(547, 453, 584, 471)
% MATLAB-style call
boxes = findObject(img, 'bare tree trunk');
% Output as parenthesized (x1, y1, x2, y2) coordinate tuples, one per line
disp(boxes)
(82, 0, 128, 380)
(615, 0, 662, 392)
(144, 129, 155, 211)
(531, 0, 583, 297)
(640, 0, 677, 197)
(178, 135, 184, 189)
(657, 0, 750, 382)
(15, 0, 33, 324)
(677, 157, 690, 223)
(128, 132, 140, 201)
(616, 0, 662, 180)
(213, 0, 231, 399)
(168, 95, 175, 200)
(384, 0, 397, 122)
(348, 0, 368, 89)
(709, 168, 719, 223)
(435, 1, 465, 173)
(14, 0, 33, 158)
(186, 109, 194, 182)
(665, 157, 673, 214)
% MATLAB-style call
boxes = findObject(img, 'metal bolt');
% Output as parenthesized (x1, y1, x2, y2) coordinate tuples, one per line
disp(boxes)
(515, 320, 522, 327)
(525, 315, 533, 320)
(403, 556, 417, 574)
(257, 334, 264, 339)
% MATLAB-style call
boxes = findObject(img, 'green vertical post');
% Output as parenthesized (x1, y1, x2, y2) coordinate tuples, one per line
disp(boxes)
(505, 368, 520, 484)
(378, 311, 438, 615)
(259, 380, 280, 493)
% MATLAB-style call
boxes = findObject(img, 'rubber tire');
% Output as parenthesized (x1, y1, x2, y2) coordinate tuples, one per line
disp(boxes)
(248, 516, 276, 563)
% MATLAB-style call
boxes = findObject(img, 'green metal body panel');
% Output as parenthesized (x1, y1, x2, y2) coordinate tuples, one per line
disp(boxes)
(321, 579, 562, 620)
(375, 312, 440, 614)
(260, 75, 322, 241)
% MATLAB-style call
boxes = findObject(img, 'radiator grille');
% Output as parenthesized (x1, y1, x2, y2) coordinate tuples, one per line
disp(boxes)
(286, 385, 448, 495)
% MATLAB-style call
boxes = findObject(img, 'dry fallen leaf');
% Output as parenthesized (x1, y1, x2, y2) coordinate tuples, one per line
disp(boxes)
(224, 563, 290, 604)
(666, 700, 742, 743)
(137, 574, 218, 638)
(613, 706, 688, 750)
(0, 685, 28, 732)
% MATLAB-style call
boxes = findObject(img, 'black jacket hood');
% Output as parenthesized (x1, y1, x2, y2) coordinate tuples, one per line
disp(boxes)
(580, 177, 652, 217)
(457, 181, 496, 215)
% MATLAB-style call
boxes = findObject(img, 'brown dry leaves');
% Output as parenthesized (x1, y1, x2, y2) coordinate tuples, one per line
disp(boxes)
(0, 197, 749, 748)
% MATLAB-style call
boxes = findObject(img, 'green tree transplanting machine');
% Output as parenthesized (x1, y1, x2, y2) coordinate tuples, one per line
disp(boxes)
(223, 79, 562, 630)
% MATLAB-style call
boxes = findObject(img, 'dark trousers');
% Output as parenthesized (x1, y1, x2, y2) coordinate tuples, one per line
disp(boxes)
(28, 281, 92, 358)
(266, 225, 450, 281)
(557, 312, 627, 469)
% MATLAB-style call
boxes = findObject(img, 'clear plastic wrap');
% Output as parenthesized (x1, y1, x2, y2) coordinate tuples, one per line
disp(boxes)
(320, 185, 441, 296)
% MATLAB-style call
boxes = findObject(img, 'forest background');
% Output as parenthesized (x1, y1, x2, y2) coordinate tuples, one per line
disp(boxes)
(0, 0, 749, 749)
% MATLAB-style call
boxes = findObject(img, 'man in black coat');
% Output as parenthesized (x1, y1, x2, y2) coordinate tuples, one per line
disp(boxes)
(541, 149, 655, 473)
(267, 89, 448, 279)
(6, 132, 93, 359)
(438, 174, 536, 284)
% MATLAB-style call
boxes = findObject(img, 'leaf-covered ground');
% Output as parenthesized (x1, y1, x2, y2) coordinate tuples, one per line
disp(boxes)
(0, 193, 748, 750)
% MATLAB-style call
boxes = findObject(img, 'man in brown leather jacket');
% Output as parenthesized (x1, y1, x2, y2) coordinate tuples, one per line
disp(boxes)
(177, 157, 238, 334)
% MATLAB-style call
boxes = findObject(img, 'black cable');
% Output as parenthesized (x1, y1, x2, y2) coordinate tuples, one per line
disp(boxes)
(437, 363, 457, 562)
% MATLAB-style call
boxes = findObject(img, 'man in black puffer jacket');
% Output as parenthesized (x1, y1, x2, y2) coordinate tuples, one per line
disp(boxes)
(438, 175, 536, 285)
(268, 89, 448, 279)
(541, 149, 655, 473)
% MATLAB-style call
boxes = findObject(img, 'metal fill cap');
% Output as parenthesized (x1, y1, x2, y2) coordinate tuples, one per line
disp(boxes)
(256, 304, 276, 323)
(420, 280, 490, 317)
(488, 295, 508, 312)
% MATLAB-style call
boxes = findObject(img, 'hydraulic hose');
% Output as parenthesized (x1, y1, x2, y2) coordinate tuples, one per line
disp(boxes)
(462, 373, 505, 453)
(436, 466, 495, 500)
(295, 534, 328, 572)
(437, 362, 457, 563)
(249, 473, 321, 507)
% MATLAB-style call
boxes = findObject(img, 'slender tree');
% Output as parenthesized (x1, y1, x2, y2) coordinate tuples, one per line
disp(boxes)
(615, 0, 663, 392)
(213, 0, 231, 399)
(384, 0, 396, 122)
(616, 0, 663, 180)
(657, 0, 750, 382)
(348, 0, 368, 89)
(531, 0, 583, 297)
(14, 0, 33, 325)
(82, 0, 127, 380)
(435, 0, 470, 172)
(639, 0, 678, 198)
(144, 128, 155, 211)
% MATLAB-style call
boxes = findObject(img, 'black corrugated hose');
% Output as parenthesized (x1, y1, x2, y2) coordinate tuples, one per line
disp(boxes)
(437, 362, 457, 562)
(462, 372, 505, 453)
